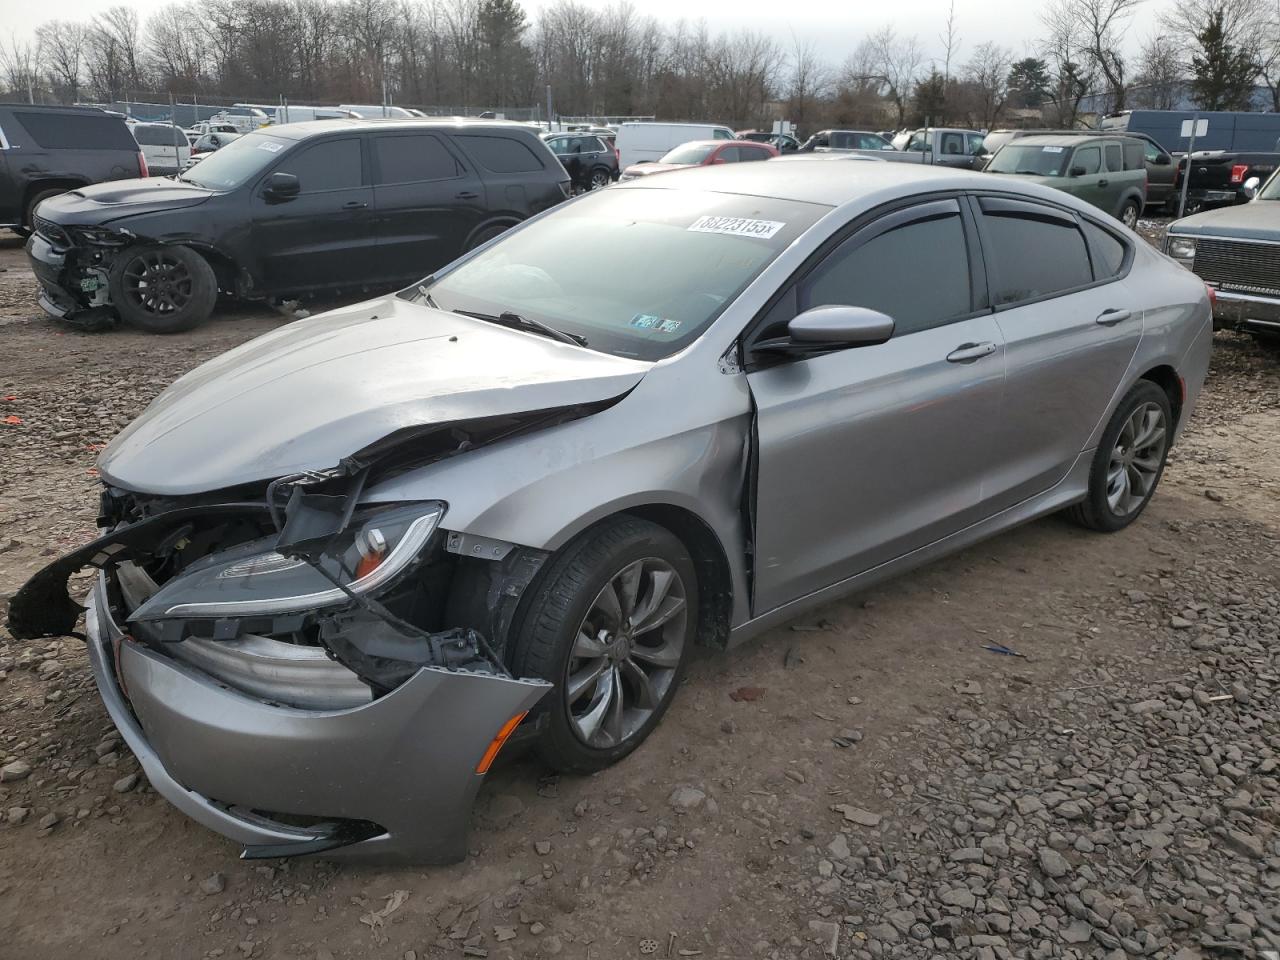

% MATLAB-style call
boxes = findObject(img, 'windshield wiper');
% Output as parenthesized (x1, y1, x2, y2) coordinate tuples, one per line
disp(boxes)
(453, 309, 587, 347)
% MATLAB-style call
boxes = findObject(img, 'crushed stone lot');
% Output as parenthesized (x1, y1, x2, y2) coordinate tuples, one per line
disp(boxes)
(1, 226, 1278, 960)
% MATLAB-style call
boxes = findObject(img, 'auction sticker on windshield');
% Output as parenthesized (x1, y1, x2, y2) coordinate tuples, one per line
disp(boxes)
(688, 216, 785, 239)
(257, 140, 286, 153)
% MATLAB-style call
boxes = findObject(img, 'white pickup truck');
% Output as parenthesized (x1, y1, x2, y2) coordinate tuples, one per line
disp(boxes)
(803, 127, 986, 170)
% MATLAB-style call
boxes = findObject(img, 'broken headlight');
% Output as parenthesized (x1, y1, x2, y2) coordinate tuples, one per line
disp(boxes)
(130, 502, 445, 621)
(71, 226, 132, 247)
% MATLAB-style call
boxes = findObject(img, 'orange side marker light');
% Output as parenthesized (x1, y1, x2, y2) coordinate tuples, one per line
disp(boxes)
(476, 711, 528, 774)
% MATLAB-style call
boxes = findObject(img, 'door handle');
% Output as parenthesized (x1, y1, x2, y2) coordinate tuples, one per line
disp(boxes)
(1095, 308, 1132, 326)
(342, 200, 368, 209)
(946, 341, 997, 363)
(1098, 178, 1109, 187)
(456, 191, 479, 200)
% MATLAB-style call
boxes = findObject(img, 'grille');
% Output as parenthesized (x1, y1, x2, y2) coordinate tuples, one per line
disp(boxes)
(1194, 238, 1280, 297)
(33, 216, 69, 248)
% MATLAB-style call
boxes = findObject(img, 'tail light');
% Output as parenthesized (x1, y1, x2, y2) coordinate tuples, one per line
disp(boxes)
(137, 150, 149, 178)
(1206, 284, 1216, 306)
(1230, 163, 1249, 184)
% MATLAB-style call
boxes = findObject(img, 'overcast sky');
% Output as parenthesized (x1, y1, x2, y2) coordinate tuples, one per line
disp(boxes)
(5, 0, 1171, 72)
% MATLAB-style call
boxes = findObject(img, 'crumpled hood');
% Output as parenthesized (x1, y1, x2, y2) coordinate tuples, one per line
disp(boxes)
(100, 296, 651, 495)
(39, 178, 213, 224)
(1169, 201, 1280, 241)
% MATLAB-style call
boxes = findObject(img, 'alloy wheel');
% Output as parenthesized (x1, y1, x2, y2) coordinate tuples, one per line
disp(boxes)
(1122, 204, 1139, 229)
(590, 170, 611, 189)
(1106, 401, 1166, 516)
(121, 250, 194, 315)
(564, 558, 687, 748)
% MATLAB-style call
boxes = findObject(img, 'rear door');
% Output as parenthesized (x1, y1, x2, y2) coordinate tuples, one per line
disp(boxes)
(747, 198, 1005, 613)
(973, 196, 1141, 510)
(252, 136, 376, 294)
(370, 131, 480, 282)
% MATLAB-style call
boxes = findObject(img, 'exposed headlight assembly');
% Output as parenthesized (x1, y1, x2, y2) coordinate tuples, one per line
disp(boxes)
(1167, 236, 1197, 262)
(130, 502, 445, 620)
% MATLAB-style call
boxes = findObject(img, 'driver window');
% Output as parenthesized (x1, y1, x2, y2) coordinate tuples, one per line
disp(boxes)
(275, 138, 363, 193)
(1074, 146, 1101, 175)
(800, 208, 972, 336)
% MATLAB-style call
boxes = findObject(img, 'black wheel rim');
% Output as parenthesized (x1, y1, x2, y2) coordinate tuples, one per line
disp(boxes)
(122, 250, 194, 315)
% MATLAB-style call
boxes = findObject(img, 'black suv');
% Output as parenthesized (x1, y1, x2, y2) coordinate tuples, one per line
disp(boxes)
(0, 103, 147, 235)
(541, 133, 618, 191)
(28, 119, 570, 332)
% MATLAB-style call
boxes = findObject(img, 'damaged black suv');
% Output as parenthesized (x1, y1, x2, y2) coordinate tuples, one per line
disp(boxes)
(26, 118, 570, 332)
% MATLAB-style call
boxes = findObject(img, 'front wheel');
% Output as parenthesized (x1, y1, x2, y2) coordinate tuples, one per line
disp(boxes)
(509, 517, 698, 774)
(108, 244, 217, 333)
(1067, 380, 1172, 532)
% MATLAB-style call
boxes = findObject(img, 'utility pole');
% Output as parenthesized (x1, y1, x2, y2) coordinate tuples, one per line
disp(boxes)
(546, 84, 553, 132)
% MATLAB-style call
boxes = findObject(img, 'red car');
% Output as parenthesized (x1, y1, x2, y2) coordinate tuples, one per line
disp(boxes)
(619, 139, 779, 181)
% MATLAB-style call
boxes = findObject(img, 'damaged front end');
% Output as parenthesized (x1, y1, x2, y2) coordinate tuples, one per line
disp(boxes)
(10, 468, 553, 863)
(25, 223, 134, 331)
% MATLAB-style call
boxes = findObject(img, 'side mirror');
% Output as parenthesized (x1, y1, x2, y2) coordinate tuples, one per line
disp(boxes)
(1069, 165, 1087, 177)
(1154, 154, 1171, 166)
(264, 172, 300, 201)
(754, 306, 895, 357)
(1244, 176, 1261, 199)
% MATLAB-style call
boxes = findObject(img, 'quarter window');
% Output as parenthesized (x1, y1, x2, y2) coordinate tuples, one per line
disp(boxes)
(802, 209, 971, 336)
(1074, 145, 1101, 174)
(275, 138, 363, 192)
(374, 134, 460, 184)
(455, 134, 544, 173)
(1082, 220, 1127, 279)
(981, 208, 1093, 305)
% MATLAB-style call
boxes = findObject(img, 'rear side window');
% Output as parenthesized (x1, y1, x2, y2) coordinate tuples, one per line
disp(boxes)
(275, 138, 363, 192)
(1074, 145, 1101, 174)
(718, 146, 741, 162)
(1104, 143, 1123, 172)
(374, 134, 460, 184)
(939, 132, 966, 155)
(455, 135, 544, 173)
(1083, 220, 1127, 278)
(980, 206, 1093, 305)
(739, 145, 770, 162)
(15, 111, 136, 151)
(802, 207, 971, 336)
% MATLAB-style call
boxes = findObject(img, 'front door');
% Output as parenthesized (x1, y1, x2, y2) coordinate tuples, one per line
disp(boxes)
(370, 132, 483, 283)
(972, 196, 1142, 510)
(747, 199, 1005, 614)
(1065, 143, 1112, 212)
(253, 136, 375, 294)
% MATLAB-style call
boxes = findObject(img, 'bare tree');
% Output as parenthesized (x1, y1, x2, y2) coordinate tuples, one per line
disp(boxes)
(1131, 33, 1183, 108)
(1041, 0, 1100, 125)
(93, 7, 146, 95)
(0, 35, 40, 102)
(939, 0, 961, 85)
(1048, 0, 1143, 112)
(786, 34, 830, 132)
(36, 21, 88, 102)
(963, 42, 1014, 128)
(871, 26, 923, 127)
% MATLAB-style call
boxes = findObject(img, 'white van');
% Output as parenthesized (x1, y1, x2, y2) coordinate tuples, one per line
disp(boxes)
(129, 122, 191, 177)
(615, 122, 735, 169)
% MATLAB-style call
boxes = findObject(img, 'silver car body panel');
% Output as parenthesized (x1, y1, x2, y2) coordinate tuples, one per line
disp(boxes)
(87, 575, 551, 862)
(63, 160, 1212, 861)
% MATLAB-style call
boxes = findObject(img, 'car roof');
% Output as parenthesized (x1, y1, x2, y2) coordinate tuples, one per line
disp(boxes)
(258, 118, 540, 140)
(1011, 134, 1118, 147)
(616, 157, 1022, 205)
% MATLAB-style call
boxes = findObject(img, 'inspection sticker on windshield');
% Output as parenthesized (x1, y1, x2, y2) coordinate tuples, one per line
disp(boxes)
(1042, 146, 1065, 153)
(688, 216, 785, 240)
(257, 140, 286, 153)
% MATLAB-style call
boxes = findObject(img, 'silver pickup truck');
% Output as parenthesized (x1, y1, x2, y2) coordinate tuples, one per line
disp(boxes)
(800, 127, 986, 169)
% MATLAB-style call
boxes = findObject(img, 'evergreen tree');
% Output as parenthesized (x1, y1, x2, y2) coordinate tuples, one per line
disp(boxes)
(911, 69, 948, 125)
(1006, 58, 1052, 109)
(1190, 9, 1257, 110)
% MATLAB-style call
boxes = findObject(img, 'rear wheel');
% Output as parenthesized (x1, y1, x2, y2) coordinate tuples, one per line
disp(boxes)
(589, 167, 612, 190)
(1067, 380, 1172, 532)
(465, 224, 511, 252)
(509, 517, 698, 774)
(108, 244, 217, 333)
(18, 187, 67, 237)
(1119, 199, 1140, 230)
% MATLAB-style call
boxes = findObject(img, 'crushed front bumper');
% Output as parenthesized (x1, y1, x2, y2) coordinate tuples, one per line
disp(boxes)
(26, 233, 79, 318)
(85, 575, 550, 863)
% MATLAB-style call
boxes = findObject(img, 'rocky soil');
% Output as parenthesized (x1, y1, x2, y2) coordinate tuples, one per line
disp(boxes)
(0, 228, 1277, 960)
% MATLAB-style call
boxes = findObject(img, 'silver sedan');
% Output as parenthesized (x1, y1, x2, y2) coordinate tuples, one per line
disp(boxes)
(10, 160, 1213, 863)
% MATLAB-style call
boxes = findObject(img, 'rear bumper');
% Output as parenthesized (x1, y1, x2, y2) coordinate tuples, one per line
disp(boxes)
(85, 574, 550, 863)
(1210, 288, 1280, 334)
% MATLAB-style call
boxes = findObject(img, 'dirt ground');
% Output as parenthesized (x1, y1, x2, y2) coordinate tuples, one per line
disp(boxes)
(0, 226, 1277, 960)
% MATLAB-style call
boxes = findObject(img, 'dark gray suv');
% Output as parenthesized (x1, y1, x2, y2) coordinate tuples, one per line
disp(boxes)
(27, 119, 571, 332)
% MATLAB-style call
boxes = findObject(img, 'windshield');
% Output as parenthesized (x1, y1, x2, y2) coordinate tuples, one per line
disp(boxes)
(659, 143, 716, 165)
(180, 132, 293, 190)
(987, 144, 1071, 177)
(425, 188, 827, 361)
(1257, 170, 1280, 200)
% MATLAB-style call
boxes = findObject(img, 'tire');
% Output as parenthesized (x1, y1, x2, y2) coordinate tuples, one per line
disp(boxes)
(588, 167, 611, 190)
(1119, 199, 1140, 230)
(18, 187, 67, 237)
(509, 516, 699, 774)
(465, 224, 511, 252)
(1067, 380, 1173, 533)
(108, 244, 217, 333)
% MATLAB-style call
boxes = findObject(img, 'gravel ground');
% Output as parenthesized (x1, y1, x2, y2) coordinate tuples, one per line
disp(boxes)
(0, 224, 1277, 960)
